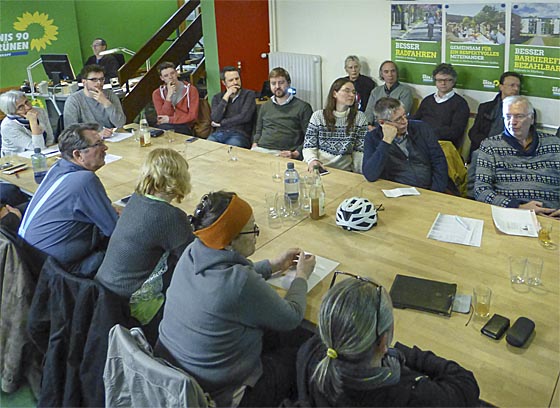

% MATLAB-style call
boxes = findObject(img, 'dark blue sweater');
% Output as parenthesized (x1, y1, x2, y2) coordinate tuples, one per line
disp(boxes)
(362, 120, 448, 192)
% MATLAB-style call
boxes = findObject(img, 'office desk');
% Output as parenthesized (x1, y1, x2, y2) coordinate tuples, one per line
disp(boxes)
(2, 135, 559, 407)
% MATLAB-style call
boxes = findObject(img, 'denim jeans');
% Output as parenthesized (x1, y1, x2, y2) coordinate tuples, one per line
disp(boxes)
(208, 130, 251, 149)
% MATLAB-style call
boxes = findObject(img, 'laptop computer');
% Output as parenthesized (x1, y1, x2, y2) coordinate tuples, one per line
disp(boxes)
(389, 274, 457, 317)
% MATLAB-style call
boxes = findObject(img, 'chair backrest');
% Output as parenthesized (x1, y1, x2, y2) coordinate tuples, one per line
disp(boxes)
(438, 140, 467, 197)
(104, 324, 215, 408)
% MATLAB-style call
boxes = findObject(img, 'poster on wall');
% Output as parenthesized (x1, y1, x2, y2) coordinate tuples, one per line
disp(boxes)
(509, 3, 560, 100)
(391, 3, 442, 85)
(444, 3, 506, 91)
(0, 1, 81, 88)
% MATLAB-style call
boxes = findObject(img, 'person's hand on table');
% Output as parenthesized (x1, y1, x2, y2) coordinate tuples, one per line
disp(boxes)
(270, 248, 301, 273)
(307, 159, 325, 173)
(519, 201, 557, 216)
(100, 127, 114, 138)
(157, 115, 170, 124)
(543, 208, 560, 218)
(279, 150, 299, 159)
(295, 250, 316, 280)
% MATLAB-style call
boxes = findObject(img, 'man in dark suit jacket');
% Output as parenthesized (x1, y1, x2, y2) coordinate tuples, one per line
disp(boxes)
(468, 71, 523, 158)
(84, 38, 122, 82)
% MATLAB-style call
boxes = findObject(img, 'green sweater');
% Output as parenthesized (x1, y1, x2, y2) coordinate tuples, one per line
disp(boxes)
(254, 97, 313, 154)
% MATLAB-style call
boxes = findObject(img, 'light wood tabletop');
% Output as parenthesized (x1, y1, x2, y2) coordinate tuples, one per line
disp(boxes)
(2, 133, 559, 407)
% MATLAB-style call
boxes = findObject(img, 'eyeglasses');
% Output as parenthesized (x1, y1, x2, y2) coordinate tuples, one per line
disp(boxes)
(329, 271, 383, 340)
(239, 224, 260, 237)
(388, 114, 408, 124)
(81, 140, 106, 150)
(434, 78, 454, 83)
(15, 99, 32, 112)
(92, 43, 104, 47)
(339, 88, 357, 95)
(503, 113, 531, 121)
(85, 77, 105, 83)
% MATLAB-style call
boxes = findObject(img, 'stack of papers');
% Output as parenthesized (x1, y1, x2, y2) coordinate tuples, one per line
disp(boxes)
(105, 131, 134, 143)
(382, 187, 420, 198)
(427, 213, 484, 247)
(491, 206, 539, 237)
(267, 254, 339, 293)
(18, 146, 60, 159)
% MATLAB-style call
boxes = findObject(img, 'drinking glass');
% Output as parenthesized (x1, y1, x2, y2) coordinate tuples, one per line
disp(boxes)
(228, 146, 238, 161)
(270, 161, 282, 183)
(509, 256, 527, 284)
(473, 285, 492, 318)
(538, 223, 555, 249)
(265, 192, 282, 229)
(166, 130, 175, 143)
(526, 257, 543, 286)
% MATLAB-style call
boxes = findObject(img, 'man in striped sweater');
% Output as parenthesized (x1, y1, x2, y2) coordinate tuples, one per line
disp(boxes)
(474, 96, 560, 217)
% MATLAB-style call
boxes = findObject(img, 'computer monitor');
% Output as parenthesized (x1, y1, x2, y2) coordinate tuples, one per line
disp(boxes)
(40, 54, 76, 84)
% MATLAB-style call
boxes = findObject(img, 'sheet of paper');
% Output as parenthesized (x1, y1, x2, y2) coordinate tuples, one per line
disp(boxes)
(382, 187, 420, 198)
(491, 206, 539, 237)
(104, 154, 122, 164)
(105, 132, 134, 143)
(267, 254, 339, 293)
(427, 213, 484, 247)
(18, 146, 60, 159)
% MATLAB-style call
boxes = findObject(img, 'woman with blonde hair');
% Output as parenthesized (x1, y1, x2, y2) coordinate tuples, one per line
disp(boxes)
(297, 276, 480, 406)
(96, 148, 194, 341)
(303, 77, 368, 173)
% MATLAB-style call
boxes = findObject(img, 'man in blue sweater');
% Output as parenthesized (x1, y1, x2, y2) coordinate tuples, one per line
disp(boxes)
(19, 123, 118, 274)
(475, 96, 560, 217)
(362, 97, 448, 192)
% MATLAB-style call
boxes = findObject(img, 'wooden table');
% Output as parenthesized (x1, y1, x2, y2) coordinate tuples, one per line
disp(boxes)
(2, 134, 559, 407)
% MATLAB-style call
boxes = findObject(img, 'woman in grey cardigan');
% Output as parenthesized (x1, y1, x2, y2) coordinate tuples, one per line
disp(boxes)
(157, 191, 316, 407)
(0, 90, 54, 156)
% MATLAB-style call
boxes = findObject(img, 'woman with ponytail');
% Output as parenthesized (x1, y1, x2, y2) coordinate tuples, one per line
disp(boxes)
(297, 276, 480, 407)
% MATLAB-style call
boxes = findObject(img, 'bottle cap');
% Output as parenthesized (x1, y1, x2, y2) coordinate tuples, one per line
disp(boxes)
(287, 162, 295, 169)
(34, 147, 41, 153)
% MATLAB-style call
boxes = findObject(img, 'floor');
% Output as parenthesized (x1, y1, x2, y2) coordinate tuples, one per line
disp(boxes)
(0, 381, 36, 407)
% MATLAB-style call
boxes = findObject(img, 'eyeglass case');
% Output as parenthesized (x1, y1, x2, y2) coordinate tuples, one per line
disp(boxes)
(506, 317, 535, 347)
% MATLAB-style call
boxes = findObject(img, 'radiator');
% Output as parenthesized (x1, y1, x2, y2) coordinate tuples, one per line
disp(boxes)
(268, 52, 322, 111)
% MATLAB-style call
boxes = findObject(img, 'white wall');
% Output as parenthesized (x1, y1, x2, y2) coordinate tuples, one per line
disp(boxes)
(270, 0, 559, 129)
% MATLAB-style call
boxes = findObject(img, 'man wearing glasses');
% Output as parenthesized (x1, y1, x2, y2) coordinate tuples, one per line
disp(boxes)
(19, 123, 118, 275)
(84, 38, 121, 82)
(474, 96, 560, 217)
(411, 63, 470, 149)
(362, 97, 448, 192)
(64, 65, 126, 138)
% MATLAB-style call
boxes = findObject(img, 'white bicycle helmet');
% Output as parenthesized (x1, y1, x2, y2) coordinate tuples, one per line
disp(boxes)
(336, 197, 378, 231)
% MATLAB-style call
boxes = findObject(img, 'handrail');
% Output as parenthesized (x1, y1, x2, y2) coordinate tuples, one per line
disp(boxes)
(121, 15, 203, 122)
(118, 0, 200, 84)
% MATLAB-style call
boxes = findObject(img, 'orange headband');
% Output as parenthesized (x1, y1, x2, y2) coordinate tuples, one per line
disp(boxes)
(194, 194, 253, 249)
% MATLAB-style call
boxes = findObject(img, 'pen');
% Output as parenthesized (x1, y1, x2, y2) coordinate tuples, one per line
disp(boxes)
(454, 216, 470, 231)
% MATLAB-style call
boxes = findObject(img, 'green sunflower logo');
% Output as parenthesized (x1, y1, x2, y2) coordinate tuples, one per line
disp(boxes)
(13, 11, 58, 51)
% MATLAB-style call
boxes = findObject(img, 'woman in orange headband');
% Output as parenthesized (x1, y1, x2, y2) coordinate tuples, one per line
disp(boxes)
(157, 191, 316, 407)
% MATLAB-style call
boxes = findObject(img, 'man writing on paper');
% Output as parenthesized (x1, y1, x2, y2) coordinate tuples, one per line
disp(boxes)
(18, 124, 118, 275)
(64, 65, 126, 138)
(362, 97, 448, 192)
(474, 96, 560, 217)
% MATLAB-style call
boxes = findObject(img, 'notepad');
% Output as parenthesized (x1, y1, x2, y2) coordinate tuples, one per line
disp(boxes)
(267, 254, 339, 293)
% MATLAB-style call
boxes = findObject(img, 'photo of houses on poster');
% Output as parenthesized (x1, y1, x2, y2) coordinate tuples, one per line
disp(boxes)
(509, 3, 559, 99)
(445, 3, 506, 91)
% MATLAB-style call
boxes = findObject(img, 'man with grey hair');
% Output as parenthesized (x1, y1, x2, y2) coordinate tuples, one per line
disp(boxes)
(362, 97, 448, 192)
(475, 96, 560, 217)
(344, 55, 376, 112)
(19, 123, 118, 275)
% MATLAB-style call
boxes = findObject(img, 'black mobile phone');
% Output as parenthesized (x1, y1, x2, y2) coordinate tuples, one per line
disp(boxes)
(319, 167, 329, 175)
(0, 162, 13, 170)
(481, 314, 510, 340)
(185, 136, 198, 143)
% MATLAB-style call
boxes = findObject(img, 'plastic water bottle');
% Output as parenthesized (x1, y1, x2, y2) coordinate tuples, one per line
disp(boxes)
(139, 112, 151, 146)
(31, 147, 48, 184)
(284, 162, 300, 205)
